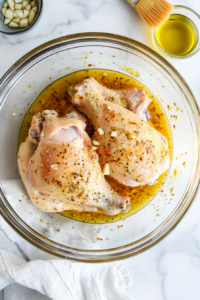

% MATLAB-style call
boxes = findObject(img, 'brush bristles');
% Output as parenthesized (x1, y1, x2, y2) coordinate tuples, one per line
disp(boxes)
(135, 0, 174, 27)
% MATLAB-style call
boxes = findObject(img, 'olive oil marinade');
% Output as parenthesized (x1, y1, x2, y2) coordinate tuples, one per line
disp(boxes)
(19, 69, 172, 224)
(156, 14, 198, 56)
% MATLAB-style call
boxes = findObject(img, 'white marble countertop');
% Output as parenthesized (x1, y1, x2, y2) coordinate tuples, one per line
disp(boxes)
(1, 0, 200, 299)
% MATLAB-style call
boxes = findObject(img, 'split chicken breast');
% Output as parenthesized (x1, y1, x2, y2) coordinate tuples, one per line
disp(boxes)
(72, 78, 170, 187)
(18, 110, 129, 215)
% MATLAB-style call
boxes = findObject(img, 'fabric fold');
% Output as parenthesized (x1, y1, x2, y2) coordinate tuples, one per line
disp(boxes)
(0, 249, 134, 300)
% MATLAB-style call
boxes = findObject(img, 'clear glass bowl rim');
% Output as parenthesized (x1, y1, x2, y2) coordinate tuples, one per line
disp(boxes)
(152, 5, 200, 59)
(0, 32, 200, 262)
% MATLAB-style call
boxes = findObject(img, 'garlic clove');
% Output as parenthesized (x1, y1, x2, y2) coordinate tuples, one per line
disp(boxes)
(25, 3, 31, 11)
(92, 146, 98, 151)
(23, 9, 29, 18)
(9, 21, 19, 27)
(1, 7, 7, 16)
(30, 0, 37, 8)
(22, 0, 30, 8)
(32, 6, 38, 13)
(5, 8, 14, 19)
(15, 9, 23, 18)
(111, 131, 117, 137)
(103, 163, 110, 175)
(7, 0, 15, 10)
(15, 3, 22, 9)
(93, 140, 100, 146)
(28, 9, 36, 24)
(20, 17, 28, 27)
(12, 17, 20, 23)
(97, 128, 104, 135)
(4, 18, 11, 24)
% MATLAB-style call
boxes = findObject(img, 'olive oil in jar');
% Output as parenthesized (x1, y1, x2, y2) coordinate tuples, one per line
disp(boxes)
(155, 14, 199, 56)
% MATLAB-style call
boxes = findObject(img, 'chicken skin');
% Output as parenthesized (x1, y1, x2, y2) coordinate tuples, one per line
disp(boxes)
(18, 110, 129, 215)
(72, 78, 170, 187)
(67, 77, 151, 132)
(83, 77, 152, 122)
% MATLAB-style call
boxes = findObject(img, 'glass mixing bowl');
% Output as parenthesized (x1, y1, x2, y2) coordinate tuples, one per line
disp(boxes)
(0, 33, 200, 262)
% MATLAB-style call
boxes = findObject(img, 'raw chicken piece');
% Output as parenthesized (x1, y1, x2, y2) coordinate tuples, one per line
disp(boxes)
(66, 105, 94, 137)
(71, 78, 152, 122)
(72, 78, 170, 187)
(67, 77, 151, 139)
(18, 110, 129, 215)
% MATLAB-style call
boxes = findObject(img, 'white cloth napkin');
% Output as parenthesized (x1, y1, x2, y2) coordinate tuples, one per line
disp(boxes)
(0, 217, 134, 300)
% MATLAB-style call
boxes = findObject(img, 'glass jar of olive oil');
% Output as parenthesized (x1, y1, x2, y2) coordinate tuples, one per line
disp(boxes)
(153, 6, 200, 59)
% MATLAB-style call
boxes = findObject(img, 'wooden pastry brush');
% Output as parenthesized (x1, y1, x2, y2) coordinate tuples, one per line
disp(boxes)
(127, 0, 174, 27)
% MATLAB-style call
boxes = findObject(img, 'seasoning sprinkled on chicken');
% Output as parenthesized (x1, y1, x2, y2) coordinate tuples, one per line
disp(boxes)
(18, 110, 129, 215)
(72, 78, 170, 187)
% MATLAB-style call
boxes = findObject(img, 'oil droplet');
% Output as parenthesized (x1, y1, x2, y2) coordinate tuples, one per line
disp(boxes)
(174, 169, 178, 178)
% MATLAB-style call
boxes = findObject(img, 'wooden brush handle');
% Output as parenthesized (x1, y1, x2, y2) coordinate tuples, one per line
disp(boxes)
(127, 0, 140, 7)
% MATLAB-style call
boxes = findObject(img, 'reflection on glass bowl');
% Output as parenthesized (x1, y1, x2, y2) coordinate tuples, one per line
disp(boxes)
(0, 33, 200, 262)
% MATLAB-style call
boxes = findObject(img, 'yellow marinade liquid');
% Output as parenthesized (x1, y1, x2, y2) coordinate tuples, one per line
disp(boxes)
(156, 14, 199, 56)
(18, 69, 172, 224)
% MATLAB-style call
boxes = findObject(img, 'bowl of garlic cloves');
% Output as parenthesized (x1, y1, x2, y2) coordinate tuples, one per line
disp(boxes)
(0, 0, 43, 34)
(0, 33, 199, 262)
